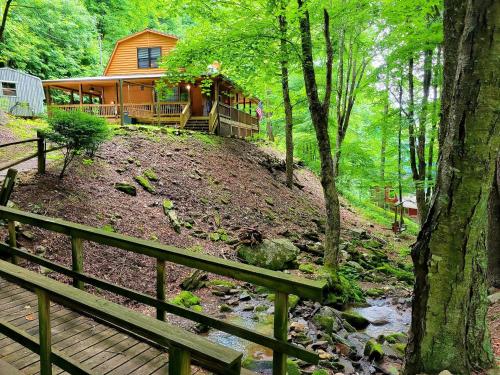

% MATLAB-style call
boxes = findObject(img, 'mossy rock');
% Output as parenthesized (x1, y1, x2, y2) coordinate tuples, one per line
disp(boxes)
(237, 238, 299, 271)
(392, 342, 406, 355)
(208, 279, 236, 288)
(219, 304, 233, 312)
(134, 175, 155, 193)
(169, 291, 201, 310)
(162, 199, 174, 213)
(361, 238, 384, 249)
(376, 263, 414, 284)
(384, 332, 408, 344)
(286, 359, 301, 375)
(312, 370, 329, 375)
(340, 311, 370, 330)
(365, 288, 385, 297)
(267, 294, 300, 310)
(144, 168, 158, 181)
(299, 263, 315, 274)
(114, 182, 137, 196)
(364, 339, 384, 361)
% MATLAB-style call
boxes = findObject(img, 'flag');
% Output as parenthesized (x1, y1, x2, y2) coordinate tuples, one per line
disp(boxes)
(256, 101, 264, 120)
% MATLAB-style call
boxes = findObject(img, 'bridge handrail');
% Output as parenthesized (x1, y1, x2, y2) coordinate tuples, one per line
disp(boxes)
(0, 260, 242, 374)
(0, 206, 328, 373)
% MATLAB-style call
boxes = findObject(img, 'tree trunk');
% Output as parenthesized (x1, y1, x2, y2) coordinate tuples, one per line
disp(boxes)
(488, 156, 500, 288)
(297, 0, 340, 268)
(279, 6, 294, 189)
(0, 0, 14, 43)
(404, 0, 498, 373)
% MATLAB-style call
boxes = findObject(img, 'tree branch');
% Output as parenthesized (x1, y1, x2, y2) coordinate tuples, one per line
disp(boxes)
(323, 8, 333, 111)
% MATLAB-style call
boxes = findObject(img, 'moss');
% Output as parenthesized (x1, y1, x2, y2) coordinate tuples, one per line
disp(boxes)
(219, 304, 233, 312)
(365, 288, 385, 297)
(384, 332, 407, 344)
(320, 267, 365, 305)
(144, 168, 158, 181)
(312, 370, 329, 375)
(364, 339, 384, 361)
(254, 304, 268, 312)
(186, 245, 204, 253)
(267, 294, 300, 309)
(299, 263, 316, 274)
(210, 228, 229, 242)
(208, 279, 236, 288)
(392, 342, 406, 355)
(265, 197, 274, 206)
(376, 263, 414, 284)
(313, 315, 336, 335)
(169, 291, 201, 310)
(134, 175, 155, 193)
(101, 224, 115, 233)
(286, 359, 301, 375)
(114, 182, 137, 196)
(341, 311, 370, 329)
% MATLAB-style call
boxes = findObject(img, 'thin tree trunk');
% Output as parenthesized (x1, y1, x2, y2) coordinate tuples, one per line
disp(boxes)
(279, 5, 294, 189)
(297, 0, 340, 268)
(404, 0, 498, 372)
(398, 79, 404, 224)
(0, 0, 13, 43)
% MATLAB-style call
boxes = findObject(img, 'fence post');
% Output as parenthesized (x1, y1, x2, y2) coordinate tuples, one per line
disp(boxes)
(71, 236, 84, 289)
(37, 131, 46, 174)
(7, 220, 19, 265)
(156, 259, 166, 320)
(36, 288, 52, 375)
(273, 291, 288, 375)
(168, 346, 191, 375)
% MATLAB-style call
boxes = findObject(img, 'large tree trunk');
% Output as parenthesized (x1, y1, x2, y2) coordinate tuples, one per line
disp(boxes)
(488, 156, 500, 288)
(278, 7, 294, 189)
(0, 0, 13, 44)
(404, 0, 499, 373)
(297, 0, 340, 268)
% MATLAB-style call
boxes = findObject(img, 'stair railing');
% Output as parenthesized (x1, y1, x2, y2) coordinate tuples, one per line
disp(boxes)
(208, 101, 219, 134)
(179, 102, 191, 129)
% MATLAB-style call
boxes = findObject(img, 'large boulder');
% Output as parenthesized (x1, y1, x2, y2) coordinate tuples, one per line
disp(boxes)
(237, 238, 299, 270)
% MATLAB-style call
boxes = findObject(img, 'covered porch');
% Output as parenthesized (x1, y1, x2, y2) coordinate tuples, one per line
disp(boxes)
(42, 74, 260, 137)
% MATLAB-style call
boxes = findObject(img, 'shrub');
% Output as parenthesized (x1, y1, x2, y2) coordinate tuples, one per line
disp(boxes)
(45, 110, 110, 178)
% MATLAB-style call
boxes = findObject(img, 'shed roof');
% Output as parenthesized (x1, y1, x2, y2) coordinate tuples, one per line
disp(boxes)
(0, 67, 43, 82)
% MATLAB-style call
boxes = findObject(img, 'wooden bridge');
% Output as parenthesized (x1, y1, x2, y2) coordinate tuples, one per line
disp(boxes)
(0, 206, 327, 374)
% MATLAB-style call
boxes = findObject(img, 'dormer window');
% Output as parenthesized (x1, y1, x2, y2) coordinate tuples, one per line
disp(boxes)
(137, 47, 161, 69)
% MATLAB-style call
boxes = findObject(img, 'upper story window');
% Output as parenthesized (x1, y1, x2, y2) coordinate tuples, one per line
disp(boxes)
(1, 82, 17, 96)
(137, 47, 161, 69)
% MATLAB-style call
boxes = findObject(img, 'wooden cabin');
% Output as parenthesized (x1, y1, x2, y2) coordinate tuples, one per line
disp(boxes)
(42, 29, 259, 138)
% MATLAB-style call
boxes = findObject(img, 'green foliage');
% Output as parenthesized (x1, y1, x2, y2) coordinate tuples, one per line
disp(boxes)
(44, 110, 110, 178)
(169, 291, 202, 311)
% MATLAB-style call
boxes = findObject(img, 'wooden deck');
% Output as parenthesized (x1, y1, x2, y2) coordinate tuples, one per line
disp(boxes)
(0, 277, 171, 375)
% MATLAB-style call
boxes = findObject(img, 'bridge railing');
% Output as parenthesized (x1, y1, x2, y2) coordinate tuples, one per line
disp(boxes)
(0, 259, 242, 375)
(0, 206, 327, 374)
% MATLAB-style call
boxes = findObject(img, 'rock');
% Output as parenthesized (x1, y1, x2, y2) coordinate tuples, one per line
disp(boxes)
(349, 228, 369, 240)
(364, 339, 384, 361)
(34, 246, 46, 256)
(162, 199, 174, 213)
(488, 291, 500, 304)
(167, 210, 181, 234)
(365, 288, 385, 297)
(144, 168, 158, 181)
(236, 238, 299, 271)
(180, 270, 208, 291)
(346, 260, 364, 272)
(438, 371, 453, 375)
(371, 318, 390, 326)
(313, 307, 342, 334)
(239, 292, 251, 301)
(341, 311, 370, 330)
(134, 175, 155, 193)
(382, 332, 407, 344)
(115, 182, 137, 196)
(219, 304, 233, 312)
(299, 263, 315, 274)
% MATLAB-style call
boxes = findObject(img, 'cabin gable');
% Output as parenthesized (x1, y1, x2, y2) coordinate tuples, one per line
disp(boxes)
(104, 30, 178, 76)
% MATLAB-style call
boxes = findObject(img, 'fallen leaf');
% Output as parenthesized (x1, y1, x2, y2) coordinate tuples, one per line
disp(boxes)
(25, 314, 35, 321)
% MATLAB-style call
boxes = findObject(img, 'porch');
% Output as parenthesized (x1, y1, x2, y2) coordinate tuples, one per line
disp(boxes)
(42, 74, 260, 138)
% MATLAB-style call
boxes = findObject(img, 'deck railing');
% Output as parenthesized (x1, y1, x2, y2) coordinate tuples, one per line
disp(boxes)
(218, 103, 259, 127)
(50, 102, 188, 119)
(0, 206, 327, 375)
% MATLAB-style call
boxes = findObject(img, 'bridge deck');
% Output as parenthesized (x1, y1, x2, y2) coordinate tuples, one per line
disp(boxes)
(0, 277, 172, 375)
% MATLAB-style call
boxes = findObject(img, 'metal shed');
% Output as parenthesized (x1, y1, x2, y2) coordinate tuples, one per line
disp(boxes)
(0, 68, 45, 117)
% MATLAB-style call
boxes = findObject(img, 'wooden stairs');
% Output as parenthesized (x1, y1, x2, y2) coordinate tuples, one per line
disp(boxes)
(184, 116, 209, 132)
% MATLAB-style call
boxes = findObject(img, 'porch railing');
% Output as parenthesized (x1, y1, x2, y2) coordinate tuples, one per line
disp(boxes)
(50, 102, 188, 119)
(218, 103, 259, 128)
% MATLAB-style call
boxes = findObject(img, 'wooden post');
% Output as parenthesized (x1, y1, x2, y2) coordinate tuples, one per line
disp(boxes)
(37, 131, 46, 174)
(71, 236, 84, 290)
(156, 259, 166, 321)
(36, 288, 52, 375)
(168, 346, 191, 375)
(0, 168, 17, 205)
(7, 220, 19, 265)
(119, 79, 124, 126)
(273, 292, 288, 375)
(70, 90, 75, 104)
(78, 84, 83, 108)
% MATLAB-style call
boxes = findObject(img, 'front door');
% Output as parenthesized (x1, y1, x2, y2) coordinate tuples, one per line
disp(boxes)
(190, 86, 203, 116)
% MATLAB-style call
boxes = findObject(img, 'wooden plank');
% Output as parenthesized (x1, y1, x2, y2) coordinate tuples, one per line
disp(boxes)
(105, 346, 163, 375)
(0, 206, 326, 300)
(36, 132, 45, 175)
(0, 169, 17, 206)
(7, 220, 18, 265)
(70, 237, 83, 290)
(156, 259, 166, 321)
(134, 352, 168, 375)
(0, 358, 23, 374)
(0, 319, 92, 375)
(0, 244, 318, 363)
(168, 346, 191, 375)
(90, 341, 150, 373)
(78, 336, 138, 370)
(272, 292, 288, 375)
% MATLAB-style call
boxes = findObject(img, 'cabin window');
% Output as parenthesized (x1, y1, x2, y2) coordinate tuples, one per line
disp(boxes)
(1, 82, 17, 96)
(137, 47, 161, 69)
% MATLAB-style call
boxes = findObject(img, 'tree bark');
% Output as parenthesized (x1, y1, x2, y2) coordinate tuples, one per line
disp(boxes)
(297, 0, 340, 268)
(404, 0, 499, 373)
(488, 156, 500, 288)
(278, 5, 294, 189)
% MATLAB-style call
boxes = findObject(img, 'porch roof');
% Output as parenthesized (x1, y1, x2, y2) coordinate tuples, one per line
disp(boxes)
(42, 73, 164, 86)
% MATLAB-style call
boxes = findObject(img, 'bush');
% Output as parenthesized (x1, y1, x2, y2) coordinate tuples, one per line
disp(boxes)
(45, 110, 110, 178)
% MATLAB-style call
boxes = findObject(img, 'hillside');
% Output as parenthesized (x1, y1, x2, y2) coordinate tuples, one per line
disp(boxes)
(2, 124, 498, 373)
